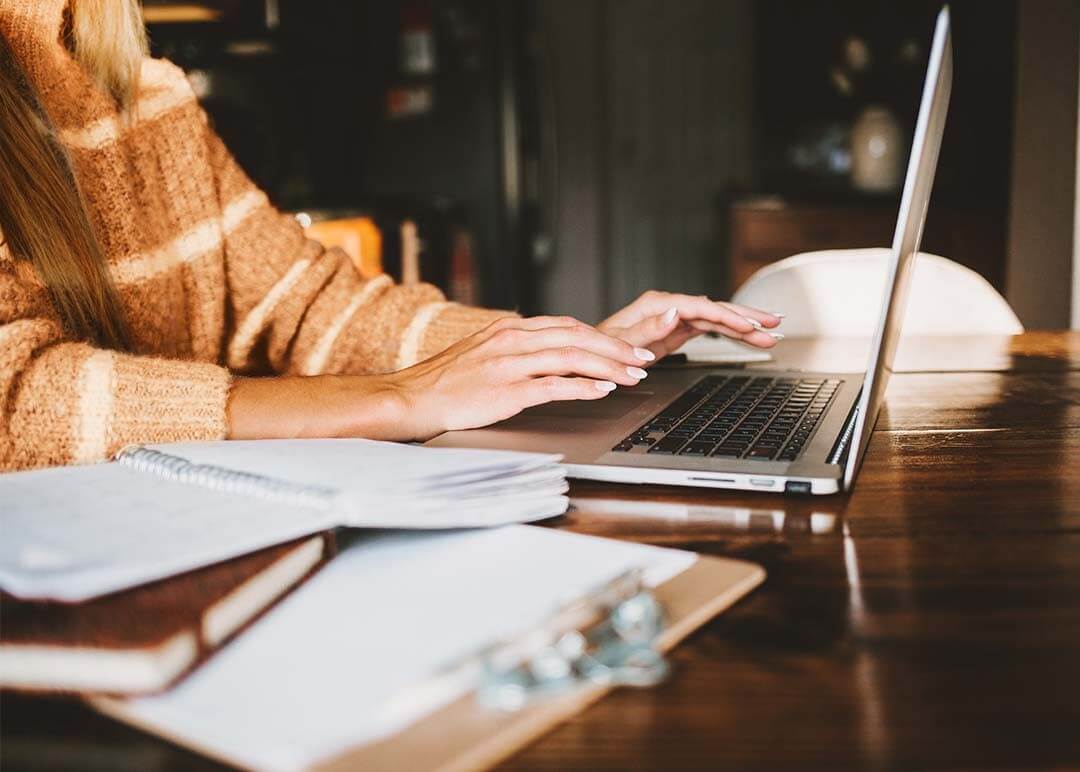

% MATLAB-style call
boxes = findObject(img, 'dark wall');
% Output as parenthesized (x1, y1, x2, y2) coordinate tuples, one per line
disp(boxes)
(278, 0, 521, 309)
(756, 0, 1016, 208)
(153, 0, 528, 310)
(540, 0, 1018, 316)
(154, 0, 1022, 319)
(537, 0, 756, 318)
(1006, 0, 1079, 329)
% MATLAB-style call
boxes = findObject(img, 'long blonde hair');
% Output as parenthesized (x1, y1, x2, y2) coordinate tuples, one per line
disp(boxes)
(69, 0, 148, 111)
(0, 0, 147, 349)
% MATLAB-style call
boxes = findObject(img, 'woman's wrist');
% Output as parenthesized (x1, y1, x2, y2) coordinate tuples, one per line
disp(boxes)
(330, 374, 412, 440)
(226, 373, 413, 442)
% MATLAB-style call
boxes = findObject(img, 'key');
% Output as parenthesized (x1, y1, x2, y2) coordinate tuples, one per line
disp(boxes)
(649, 437, 689, 454)
(711, 448, 744, 459)
(746, 447, 777, 459)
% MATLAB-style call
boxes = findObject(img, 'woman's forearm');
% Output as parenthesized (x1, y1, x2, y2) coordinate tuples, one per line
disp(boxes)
(226, 374, 407, 441)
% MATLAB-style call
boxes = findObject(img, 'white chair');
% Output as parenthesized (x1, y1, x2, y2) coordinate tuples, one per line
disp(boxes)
(731, 248, 1023, 337)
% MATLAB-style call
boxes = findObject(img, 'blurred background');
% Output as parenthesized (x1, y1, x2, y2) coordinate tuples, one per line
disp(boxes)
(142, 0, 1079, 329)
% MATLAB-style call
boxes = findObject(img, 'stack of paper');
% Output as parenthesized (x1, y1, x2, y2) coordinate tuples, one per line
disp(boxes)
(93, 526, 697, 770)
(155, 439, 569, 527)
(0, 439, 568, 601)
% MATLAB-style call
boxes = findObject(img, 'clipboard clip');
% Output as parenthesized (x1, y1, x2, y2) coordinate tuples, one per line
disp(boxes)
(475, 568, 669, 711)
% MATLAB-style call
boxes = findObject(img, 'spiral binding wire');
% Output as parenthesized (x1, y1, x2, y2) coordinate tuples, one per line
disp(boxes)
(115, 446, 336, 509)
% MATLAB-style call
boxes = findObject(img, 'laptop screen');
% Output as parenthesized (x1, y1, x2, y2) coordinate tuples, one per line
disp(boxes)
(842, 7, 953, 490)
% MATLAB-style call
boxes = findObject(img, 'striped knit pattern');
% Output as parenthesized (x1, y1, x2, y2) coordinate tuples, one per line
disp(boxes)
(0, 0, 512, 471)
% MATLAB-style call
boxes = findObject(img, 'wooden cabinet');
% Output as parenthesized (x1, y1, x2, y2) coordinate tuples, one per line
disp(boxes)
(727, 196, 1006, 293)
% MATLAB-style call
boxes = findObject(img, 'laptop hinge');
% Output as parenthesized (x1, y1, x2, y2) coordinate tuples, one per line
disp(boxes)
(827, 394, 862, 466)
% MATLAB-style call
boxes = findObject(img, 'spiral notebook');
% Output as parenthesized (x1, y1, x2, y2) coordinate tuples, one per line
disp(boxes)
(0, 439, 569, 602)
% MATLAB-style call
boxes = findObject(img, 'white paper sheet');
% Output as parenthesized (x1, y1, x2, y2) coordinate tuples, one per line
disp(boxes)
(154, 439, 561, 495)
(0, 463, 335, 602)
(0, 440, 569, 600)
(152, 439, 569, 528)
(95, 526, 696, 771)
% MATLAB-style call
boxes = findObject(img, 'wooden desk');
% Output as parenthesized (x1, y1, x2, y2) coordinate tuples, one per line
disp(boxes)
(3, 333, 1080, 771)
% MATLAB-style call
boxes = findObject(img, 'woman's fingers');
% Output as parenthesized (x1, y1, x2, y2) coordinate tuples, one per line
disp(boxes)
(614, 311, 780, 358)
(608, 307, 681, 348)
(512, 348, 648, 386)
(515, 376, 617, 410)
(650, 324, 698, 358)
(617, 292, 782, 331)
(686, 319, 782, 348)
(472, 314, 579, 345)
(608, 310, 709, 359)
(672, 296, 780, 333)
(719, 301, 783, 326)
(487, 323, 654, 366)
(611, 309, 755, 357)
(686, 319, 745, 337)
(398, 295, 786, 440)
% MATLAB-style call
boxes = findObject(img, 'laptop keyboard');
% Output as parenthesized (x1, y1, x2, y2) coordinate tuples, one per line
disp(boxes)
(611, 375, 841, 462)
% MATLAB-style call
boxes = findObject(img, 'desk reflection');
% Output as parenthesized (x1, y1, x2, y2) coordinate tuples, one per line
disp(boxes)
(569, 497, 837, 535)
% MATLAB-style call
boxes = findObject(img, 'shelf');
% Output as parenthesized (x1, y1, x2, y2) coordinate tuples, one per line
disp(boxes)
(142, 4, 222, 24)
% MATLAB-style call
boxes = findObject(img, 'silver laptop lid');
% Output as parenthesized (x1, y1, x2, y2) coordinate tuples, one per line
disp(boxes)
(842, 7, 953, 490)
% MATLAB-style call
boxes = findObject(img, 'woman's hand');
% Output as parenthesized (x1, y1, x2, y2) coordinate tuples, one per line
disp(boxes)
(598, 290, 784, 360)
(383, 315, 656, 440)
(229, 315, 657, 443)
(227, 300, 782, 444)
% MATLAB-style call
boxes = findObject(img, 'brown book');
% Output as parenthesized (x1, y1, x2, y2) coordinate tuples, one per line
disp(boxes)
(0, 533, 333, 696)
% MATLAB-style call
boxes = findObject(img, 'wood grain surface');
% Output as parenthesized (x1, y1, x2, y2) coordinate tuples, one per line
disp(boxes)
(3, 333, 1079, 771)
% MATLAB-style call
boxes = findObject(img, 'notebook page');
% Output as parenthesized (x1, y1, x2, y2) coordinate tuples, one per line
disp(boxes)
(152, 439, 561, 495)
(0, 463, 335, 602)
(96, 526, 696, 771)
(147, 439, 569, 528)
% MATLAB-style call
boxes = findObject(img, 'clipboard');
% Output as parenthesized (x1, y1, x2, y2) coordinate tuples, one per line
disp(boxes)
(315, 555, 762, 772)
(91, 528, 764, 771)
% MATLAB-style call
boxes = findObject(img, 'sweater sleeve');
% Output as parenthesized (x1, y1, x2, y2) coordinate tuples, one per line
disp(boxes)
(0, 256, 231, 471)
(204, 124, 513, 377)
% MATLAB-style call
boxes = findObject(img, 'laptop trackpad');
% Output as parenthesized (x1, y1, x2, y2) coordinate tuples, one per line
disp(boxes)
(524, 390, 656, 420)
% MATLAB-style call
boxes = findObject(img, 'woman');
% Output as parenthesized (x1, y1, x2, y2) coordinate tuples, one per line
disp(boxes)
(0, 0, 781, 471)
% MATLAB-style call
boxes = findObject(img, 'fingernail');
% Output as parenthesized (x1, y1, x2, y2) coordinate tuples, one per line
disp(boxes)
(743, 316, 764, 331)
(768, 332, 785, 340)
(663, 307, 678, 325)
(596, 380, 617, 392)
(770, 312, 786, 319)
(633, 347, 656, 362)
(627, 366, 648, 380)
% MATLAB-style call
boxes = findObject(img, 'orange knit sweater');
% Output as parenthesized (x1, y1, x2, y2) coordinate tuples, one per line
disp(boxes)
(0, 0, 509, 471)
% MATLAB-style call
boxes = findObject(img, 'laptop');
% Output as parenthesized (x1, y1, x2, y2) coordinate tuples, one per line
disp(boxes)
(428, 8, 953, 496)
